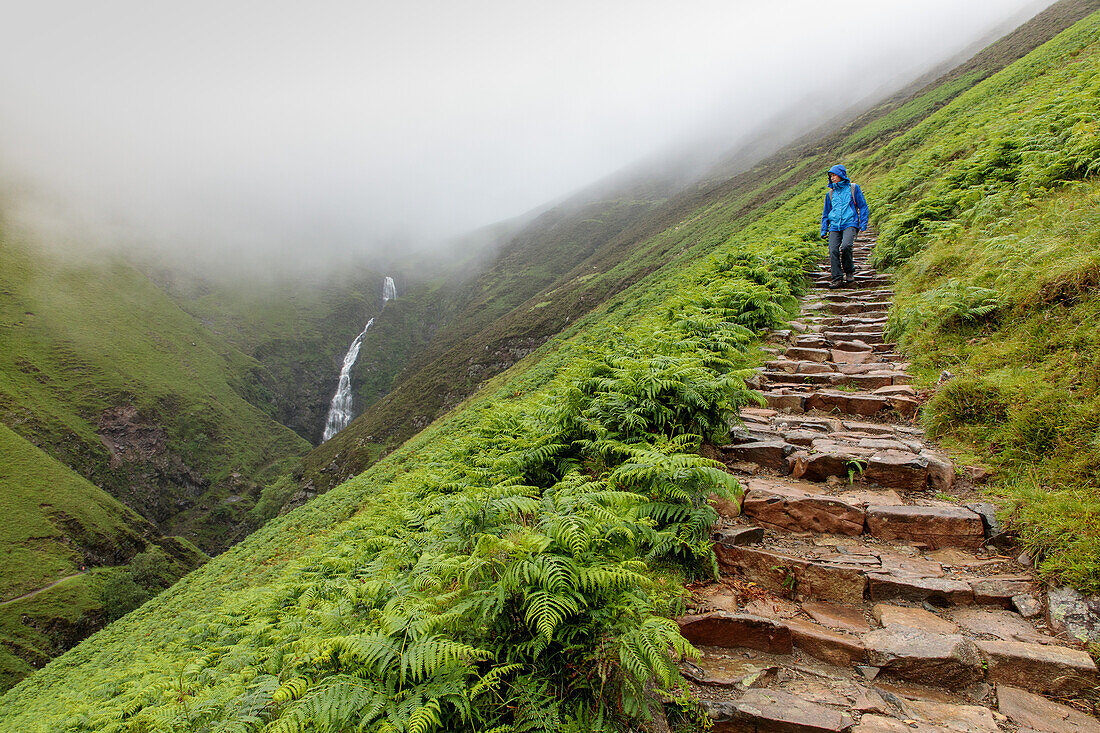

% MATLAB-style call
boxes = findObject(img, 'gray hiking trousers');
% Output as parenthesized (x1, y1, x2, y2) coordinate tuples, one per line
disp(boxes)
(828, 227, 858, 282)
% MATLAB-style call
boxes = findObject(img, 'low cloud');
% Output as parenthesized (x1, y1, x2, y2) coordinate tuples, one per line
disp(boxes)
(0, 0, 1050, 274)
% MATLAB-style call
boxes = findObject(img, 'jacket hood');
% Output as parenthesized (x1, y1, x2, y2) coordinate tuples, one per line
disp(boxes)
(828, 164, 850, 186)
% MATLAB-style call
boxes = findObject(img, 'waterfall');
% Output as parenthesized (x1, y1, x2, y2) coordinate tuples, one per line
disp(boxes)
(321, 277, 397, 442)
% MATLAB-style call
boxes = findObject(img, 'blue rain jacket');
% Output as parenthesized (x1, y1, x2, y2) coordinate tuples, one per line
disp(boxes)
(820, 164, 869, 237)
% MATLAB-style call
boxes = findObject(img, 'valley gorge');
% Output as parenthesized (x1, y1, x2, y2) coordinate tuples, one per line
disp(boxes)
(3, 1, 1100, 730)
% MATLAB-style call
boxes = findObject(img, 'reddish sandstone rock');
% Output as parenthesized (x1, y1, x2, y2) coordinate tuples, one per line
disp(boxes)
(867, 573, 974, 606)
(862, 627, 984, 687)
(864, 450, 929, 490)
(726, 440, 794, 471)
(865, 505, 984, 549)
(705, 689, 853, 733)
(786, 617, 867, 666)
(802, 601, 872, 633)
(715, 545, 867, 605)
(786, 346, 830, 362)
(872, 604, 958, 634)
(741, 484, 865, 535)
(764, 392, 806, 412)
(977, 639, 1099, 696)
(997, 685, 1100, 732)
(675, 611, 792, 654)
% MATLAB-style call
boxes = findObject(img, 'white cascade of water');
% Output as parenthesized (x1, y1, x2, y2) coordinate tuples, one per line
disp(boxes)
(321, 277, 397, 442)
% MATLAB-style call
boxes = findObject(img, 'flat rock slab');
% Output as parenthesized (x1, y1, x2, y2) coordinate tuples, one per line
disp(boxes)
(873, 604, 959, 635)
(726, 440, 794, 471)
(867, 572, 974, 606)
(864, 450, 929, 490)
(997, 685, 1100, 732)
(873, 385, 917, 397)
(862, 627, 984, 687)
(803, 600, 872, 633)
(716, 545, 867, 605)
(858, 438, 913, 452)
(712, 526, 765, 546)
(839, 489, 903, 506)
(706, 689, 853, 733)
(786, 617, 866, 666)
(876, 553, 944, 578)
(976, 638, 1099, 695)
(764, 392, 806, 412)
(777, 415, 844, 433)
(971, 576, 1034, 607)
(784, 429, 822, 446)
(852, 715, 952, 732)
(807, 390, 888, 416)
(681, 655, 777, 689)
(789, 450, 865, 482)
(832, 349, 873, 364)
(902, 699, 998, 733)
(742, 485, 865, 535)
(676, 612, 793, 654)
(950, 608, 1042, 643)
(786, 346, 830, 362)
(866, 505, 984, 549)
(841, 421, 898, 436)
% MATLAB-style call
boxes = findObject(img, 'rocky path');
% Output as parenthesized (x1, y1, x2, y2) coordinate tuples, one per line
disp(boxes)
(681, 233, 1100, 732)
(0, 572, 85, 607)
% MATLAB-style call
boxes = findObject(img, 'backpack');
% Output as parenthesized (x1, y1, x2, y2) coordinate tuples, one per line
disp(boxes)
(828, 183, 860, 226)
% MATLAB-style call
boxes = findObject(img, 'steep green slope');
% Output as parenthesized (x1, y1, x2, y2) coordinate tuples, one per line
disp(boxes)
(0, 423, 206, 689)
(5, 5, 1099, 729)
(0, 235, 310, 553)
(858, 14, 1100, 589)
(304, 0, 1100, 493)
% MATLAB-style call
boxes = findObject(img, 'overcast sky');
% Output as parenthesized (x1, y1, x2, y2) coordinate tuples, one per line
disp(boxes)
(0, 0, 1051, 272)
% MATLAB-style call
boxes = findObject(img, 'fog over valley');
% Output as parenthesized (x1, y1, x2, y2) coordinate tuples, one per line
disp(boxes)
(0, 0, 1051, 274)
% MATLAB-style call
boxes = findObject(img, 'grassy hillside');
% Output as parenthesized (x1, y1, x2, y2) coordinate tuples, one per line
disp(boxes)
(0, 423, 206, 689)
(0, 234, 310, 552)
(858, 12, 1100, 589)
(303, 0, 1100, 493)
(5, 4, 1099, 730)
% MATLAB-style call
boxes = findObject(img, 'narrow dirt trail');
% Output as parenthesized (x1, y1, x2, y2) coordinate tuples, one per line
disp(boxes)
(679, 233, 1100, 732)
(0, 572, 86, 607)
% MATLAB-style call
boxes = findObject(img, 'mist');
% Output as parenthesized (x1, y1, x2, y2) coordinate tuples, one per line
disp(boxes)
(0, 0, 1051, 274)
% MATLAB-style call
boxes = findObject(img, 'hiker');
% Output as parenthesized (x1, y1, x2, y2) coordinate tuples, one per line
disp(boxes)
(820, 164, 869, 288)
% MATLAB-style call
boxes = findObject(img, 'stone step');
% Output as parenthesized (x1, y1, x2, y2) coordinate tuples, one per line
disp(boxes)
(785, 346, 831, 362)
(802, 389, 919, 418)
(684, 608, 1096, 718)
(997, 685, 1100, 732)
(733, 478, 971, 539)
(824, 330, 887, 345)
(789, 448, 952, 492)
(760, 371, 912, 389)
(819, 293, 894, 303)
(826, 302, 891, 315)
(811, 275, 895, 287)
(703, 688, 854, 733)
(713, 538, 1023, 609)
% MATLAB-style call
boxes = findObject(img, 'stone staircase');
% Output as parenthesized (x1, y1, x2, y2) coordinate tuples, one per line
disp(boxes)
(680, 233, 1100, 732)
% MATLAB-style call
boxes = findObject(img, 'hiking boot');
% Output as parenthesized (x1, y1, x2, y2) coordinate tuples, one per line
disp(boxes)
(829, 279, 843, 289)
(844, 273, 855, 284)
